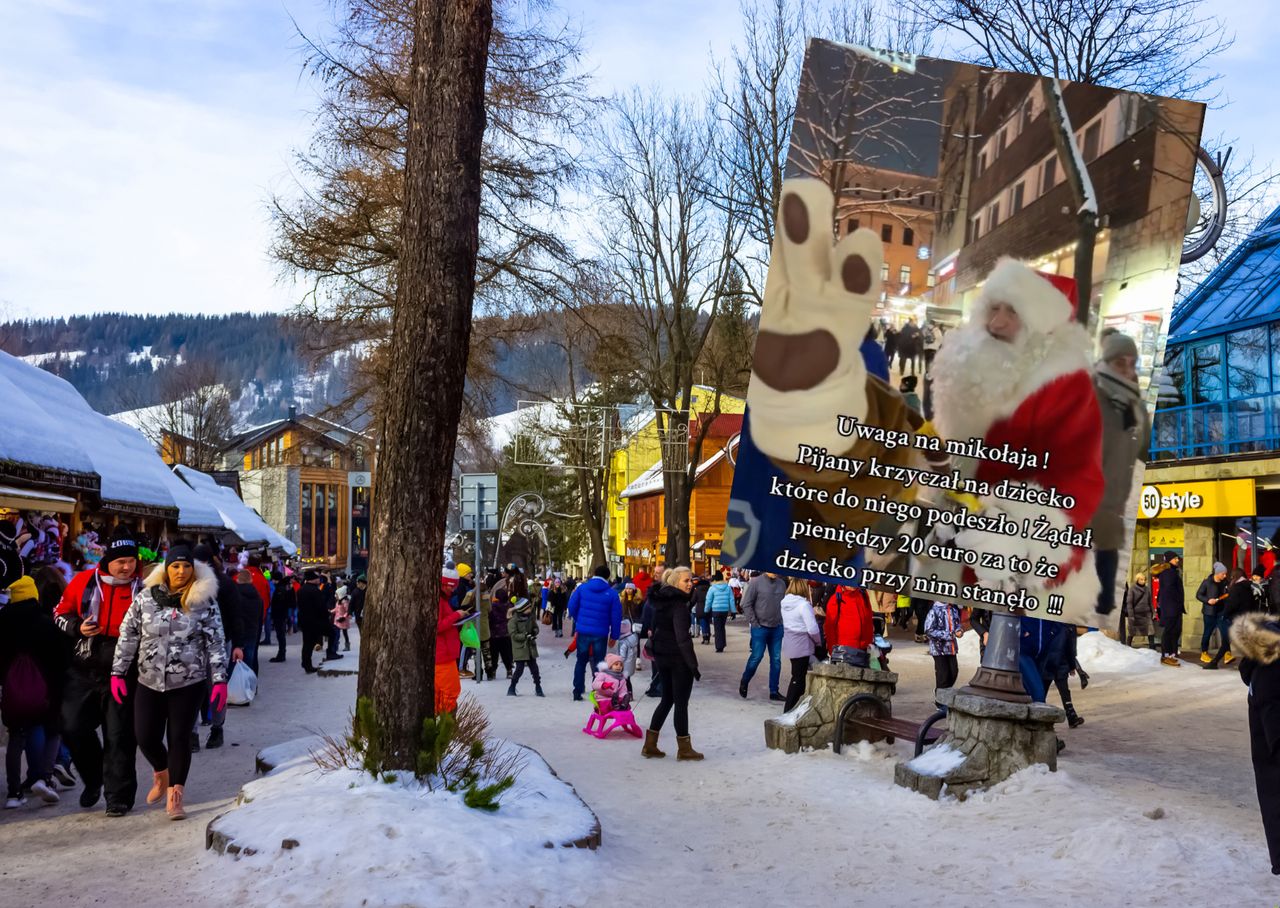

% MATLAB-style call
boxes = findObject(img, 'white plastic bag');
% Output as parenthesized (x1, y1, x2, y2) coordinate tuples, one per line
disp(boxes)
(227, 660, 258, 706)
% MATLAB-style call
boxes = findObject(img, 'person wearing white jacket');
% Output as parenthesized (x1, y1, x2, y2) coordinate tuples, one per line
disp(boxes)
(780, 577, 823, 712)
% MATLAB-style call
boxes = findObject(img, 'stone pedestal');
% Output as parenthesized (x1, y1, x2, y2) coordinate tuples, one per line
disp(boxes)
(894, 687, 1064, 800)
(764, 662, 897, 754)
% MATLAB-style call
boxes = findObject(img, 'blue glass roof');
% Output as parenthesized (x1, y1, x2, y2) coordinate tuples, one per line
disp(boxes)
(1170, 204, 1280, 344)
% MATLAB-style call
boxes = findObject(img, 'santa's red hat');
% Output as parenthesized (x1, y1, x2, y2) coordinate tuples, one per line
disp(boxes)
(977, 257, 1078, 336)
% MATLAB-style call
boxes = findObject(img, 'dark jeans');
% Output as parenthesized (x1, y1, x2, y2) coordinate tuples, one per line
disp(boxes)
(491, 636, 513, 675)
(933, 654, 959, 692)
(1018, 654, 1047, 702)
(648, 660, 694, 737)
(134, 682, 205, 787)
(5, 722, 57, 794)
(1212, 616, 1236, 663)
(241, 632, 261, 675)
(62, 668, 137, 807)
(327, 625, 342, 657)
(273, 612, 289, 659)
(574, 634, 609, 697)
(261, 608, 273, 645)
(301, 629, 325, 671)
(1095, 548, 1119, 614)
(1050, 666, 1076, 716)
(698, 616, 710, 640)
(511, 658, 541, 688)
(713, 613, 729, 651)
(1162, 613, 1184, 658)
(551, 607, 566, 636)
(1201, 609, 1226, 653)
(741, 625, 784, 693)
(784, 656, 810, 712)
(913, 598, 931, 635)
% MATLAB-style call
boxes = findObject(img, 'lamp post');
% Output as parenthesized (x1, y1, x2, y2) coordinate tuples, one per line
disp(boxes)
(957, 608, 1030, 703)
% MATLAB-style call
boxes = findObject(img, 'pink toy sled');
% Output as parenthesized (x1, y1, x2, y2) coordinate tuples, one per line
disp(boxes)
(582, 691, 643, 739)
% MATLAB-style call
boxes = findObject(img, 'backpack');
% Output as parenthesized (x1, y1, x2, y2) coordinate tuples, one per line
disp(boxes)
(2, 653, 50, 727)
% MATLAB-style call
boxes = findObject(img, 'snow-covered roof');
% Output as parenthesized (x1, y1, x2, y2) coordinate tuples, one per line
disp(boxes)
(173, 465, 297, 553)
(109, 385, 229, 438)
(0, 352, 98, 478)
(619, 439, 736, 499)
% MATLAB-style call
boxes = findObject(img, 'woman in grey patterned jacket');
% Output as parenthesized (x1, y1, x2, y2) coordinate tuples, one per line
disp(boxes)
(111, 543, 227, 820)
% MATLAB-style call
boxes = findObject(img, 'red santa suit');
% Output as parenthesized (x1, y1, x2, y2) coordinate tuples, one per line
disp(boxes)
(930, 257, 1103, 622)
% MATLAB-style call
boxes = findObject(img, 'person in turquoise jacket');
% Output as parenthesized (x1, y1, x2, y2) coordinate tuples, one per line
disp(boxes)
(705, 571, 737, 653)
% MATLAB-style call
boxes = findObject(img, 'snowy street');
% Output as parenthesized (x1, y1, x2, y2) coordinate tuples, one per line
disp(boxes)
(3, 622, 1276, 907)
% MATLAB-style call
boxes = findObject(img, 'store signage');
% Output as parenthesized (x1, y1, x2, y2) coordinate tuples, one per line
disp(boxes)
(348, 472, 372, 488)
(1138, 478, 1255, 519)
(1146, 519, 1184, 549)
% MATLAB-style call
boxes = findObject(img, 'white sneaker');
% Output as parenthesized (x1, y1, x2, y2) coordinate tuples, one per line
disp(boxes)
(31, 779, 60, 803)
(51, 764, 76, 788)
(5, 794, 26, 809)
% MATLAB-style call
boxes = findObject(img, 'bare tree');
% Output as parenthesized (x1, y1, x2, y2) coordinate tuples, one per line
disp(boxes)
(714, 0, 936, 306)
(271, 0, 594, 427)
(356, 0, 492, 766)
(594, 92, 742, 567)
(117, 360, 234, 471)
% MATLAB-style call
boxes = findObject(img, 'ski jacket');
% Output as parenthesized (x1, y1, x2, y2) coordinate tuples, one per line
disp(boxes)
(925, 602, 963, 657)
(112, 560, 228, 692)
(54, 567, 142, 676)
(509, 603, 539, 662)
(436, 598, 461, 665)
(824, 587, 873, 652)
(567, 577, 622, 639)
(705, 581, 736, 614)
(616, 632, 638, 679)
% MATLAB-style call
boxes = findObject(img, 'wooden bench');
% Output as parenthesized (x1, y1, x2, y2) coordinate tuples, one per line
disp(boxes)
(832, 693, 947, 757)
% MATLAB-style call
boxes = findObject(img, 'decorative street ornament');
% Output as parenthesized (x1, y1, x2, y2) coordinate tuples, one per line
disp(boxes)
(1182, 146, 1228, 264)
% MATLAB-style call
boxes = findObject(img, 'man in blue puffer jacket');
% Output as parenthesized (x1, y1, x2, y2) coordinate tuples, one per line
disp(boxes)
(568, 566, 622, 701)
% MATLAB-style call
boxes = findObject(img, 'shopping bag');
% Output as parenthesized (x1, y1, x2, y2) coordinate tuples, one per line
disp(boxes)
(227, 660, 258, 706)
(459, 621, 480, 650)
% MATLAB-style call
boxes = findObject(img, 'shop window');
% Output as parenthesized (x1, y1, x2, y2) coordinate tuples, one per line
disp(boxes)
(300, 482, 313, 554)
(881, 224, 893, 243)
(903, 227, 915, 246)
(327, 487, 339, 557)
(1227, 326, 1269, 398)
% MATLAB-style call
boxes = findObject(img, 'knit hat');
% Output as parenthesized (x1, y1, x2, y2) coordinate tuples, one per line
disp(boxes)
(192, 543, 216, 565)
(104, 526, 139, 566)
(1164, 551, 1180, 563)
(1213, 561, 1227, 575)
(978, 257, 1077, 336)
(456, 563, 472, 578)
(1101, 332, 1139, 362)
(6, 575, 38, 604)
(165, 544, 194, 568)
(442, 567, 460, 582)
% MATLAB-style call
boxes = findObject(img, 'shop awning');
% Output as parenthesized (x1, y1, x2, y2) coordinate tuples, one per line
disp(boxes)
(0, 485, 78, 513)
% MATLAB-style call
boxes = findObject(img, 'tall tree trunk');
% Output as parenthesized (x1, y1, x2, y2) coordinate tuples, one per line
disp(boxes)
(575, 469, 608, 569)
(665, 472, 692, 566)
(356, 0, 493, 768)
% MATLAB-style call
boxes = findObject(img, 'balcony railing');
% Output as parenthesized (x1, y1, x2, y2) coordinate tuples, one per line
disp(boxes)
(1150, 393, 1280, 460)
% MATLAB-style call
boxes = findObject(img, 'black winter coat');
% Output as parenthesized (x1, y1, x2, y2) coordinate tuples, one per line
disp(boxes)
(297, 583, 330, 634)
(213, 569, 244, 649)
(691, 580, 711, 619)
(1231, 613, 1280, 872)
(1157, 565, 1184, 618)
(489, 598, 511, 639)
(0, 598, 70, 721)
(234, 581, 263, 647)
(1197, 575, 1228, 613)
(1225, 577, 1261, 622)
(648, 583, 698, 676)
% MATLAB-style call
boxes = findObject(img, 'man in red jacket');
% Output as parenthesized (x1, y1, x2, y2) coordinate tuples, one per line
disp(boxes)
(825, 586, 873, 653)
(53, 526, 142, 816)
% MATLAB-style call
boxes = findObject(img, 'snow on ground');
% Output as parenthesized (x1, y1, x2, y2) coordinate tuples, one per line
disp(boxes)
(214, 740, 599, 908)
(20, 349, 86, 366)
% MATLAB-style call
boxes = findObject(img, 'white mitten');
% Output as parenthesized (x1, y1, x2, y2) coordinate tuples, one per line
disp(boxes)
(748, 178, 883, 462)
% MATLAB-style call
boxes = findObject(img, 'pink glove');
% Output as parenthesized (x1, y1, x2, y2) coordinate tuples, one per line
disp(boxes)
(109, 676, 128, 705)
(210, 683, 228, 713)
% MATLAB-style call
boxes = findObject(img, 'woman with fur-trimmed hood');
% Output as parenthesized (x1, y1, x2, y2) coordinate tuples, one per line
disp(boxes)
(1230, 612, 1280, 875)
(110, 543, 227, 821)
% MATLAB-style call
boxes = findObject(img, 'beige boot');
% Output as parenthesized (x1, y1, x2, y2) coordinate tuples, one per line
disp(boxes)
(166, 784, 186, 820)
(641, 729, 665, 758)
(676, 736, 704, 761)
(146, 769, 169, 805)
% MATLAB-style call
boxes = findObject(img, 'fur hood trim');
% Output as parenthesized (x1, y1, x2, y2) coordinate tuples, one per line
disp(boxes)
(979, 257, 1074, 335)
(1230, 613, 1280, 665)
(144, 558, 219, 605)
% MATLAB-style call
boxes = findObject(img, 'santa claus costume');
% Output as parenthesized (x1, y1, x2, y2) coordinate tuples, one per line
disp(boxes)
(929, 257, 1104, 625)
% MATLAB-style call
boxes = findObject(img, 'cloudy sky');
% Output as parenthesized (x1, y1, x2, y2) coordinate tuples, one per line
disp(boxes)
(2, 0, 1277, 319)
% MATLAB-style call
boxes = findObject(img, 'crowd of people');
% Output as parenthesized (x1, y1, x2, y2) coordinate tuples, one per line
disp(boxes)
(0, 522, 363, 819)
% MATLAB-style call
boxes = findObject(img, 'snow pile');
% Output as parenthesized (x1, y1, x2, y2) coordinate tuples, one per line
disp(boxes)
(217, 742, 602, 908)
(1076, 631, 1163, 674)
(774, 699, 811, 727)
(20, 350, 86, 366)
(256, 735, 326, 771)
(906, 742, 966, 777)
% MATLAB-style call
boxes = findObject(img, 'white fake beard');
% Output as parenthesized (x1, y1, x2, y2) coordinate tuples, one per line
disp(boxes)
(931, 325, 1053, 445)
